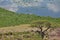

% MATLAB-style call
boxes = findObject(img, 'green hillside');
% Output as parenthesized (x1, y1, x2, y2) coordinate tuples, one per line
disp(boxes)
(0, 8, 60, 27)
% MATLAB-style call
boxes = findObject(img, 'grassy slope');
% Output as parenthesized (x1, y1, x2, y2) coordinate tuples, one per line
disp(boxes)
(0, 8, 60, 27)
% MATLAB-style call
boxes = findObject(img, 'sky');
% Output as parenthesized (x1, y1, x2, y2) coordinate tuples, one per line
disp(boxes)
(0, 0, 60, 18)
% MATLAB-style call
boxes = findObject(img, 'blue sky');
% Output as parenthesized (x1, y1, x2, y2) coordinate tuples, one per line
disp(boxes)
(0, 0, 60, 17)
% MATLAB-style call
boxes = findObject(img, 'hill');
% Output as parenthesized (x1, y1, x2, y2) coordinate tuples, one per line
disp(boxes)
(0, 8, 60, 27)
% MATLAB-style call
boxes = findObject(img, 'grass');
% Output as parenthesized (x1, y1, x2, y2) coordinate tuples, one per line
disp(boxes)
(0, 31, 42, 40)
(0, 7, 60, 27)
(0, 8, 60, 40)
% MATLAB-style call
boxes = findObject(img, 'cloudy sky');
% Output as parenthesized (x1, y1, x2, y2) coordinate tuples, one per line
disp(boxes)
(0, 0, 60, 17)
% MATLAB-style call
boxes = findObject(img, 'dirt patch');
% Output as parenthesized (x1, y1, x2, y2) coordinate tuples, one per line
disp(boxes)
(48, 28, 60, 40)
(0, 24, 39, 33)
(0, 24, 31, 33)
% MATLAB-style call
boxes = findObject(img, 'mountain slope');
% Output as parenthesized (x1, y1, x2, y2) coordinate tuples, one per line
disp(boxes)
(0, 8, 60, 27)
(0, 8, 40, 27)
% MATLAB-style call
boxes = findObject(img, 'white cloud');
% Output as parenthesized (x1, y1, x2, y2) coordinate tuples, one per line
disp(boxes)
(7, 4, 18, 12)
(11, 0, 43, 7)
(47, 3, 59, 12)
(0, 0, 19, 12)
(0, 0, 4, 2)
(46, 0, 60, 12)
(0, 0, 43, 12)
(0, 0, 60, 13)
(1, 4, 18, 12)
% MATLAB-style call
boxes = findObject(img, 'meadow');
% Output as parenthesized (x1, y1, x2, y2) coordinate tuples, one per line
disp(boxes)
(0, 8, 60, 27)
(0, 8, 60, 40)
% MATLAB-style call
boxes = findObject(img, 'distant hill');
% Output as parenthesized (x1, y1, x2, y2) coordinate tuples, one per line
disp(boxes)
(0, 8, 60, 27)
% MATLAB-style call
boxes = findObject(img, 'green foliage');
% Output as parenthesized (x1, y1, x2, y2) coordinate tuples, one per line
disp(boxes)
(0, 8, 60, 27)
(31, 20, 60, 28)
(31, 20, 51, 28)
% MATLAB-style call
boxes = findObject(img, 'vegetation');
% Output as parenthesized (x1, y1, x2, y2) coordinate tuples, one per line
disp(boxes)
(30, 20, 60, 40)
(0, 8, 60, 27)
(0, 31, 42, 40)
(31, 20, 52, 39)
(0, 7, 60, 40)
